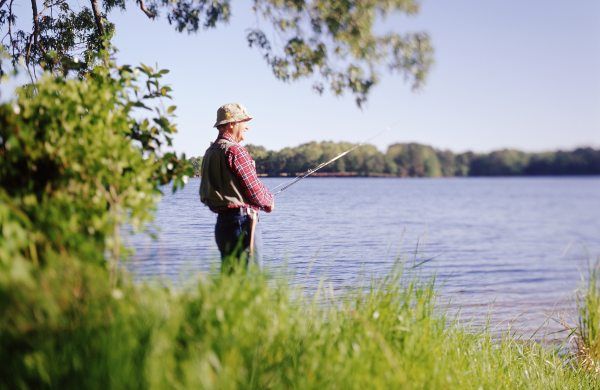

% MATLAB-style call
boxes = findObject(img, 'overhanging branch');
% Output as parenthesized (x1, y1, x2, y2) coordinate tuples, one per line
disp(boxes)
(137, 0, 156, 18)
(30, 0, 39, 45)
(90, 0, 105, 36)
(25, 0, 40, 68)
(7, 0, 14, 58)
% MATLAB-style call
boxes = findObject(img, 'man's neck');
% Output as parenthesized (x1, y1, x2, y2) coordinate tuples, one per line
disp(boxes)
(218, 132, 237, 143)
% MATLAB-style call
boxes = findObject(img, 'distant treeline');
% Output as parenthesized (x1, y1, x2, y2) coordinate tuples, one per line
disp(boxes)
(189, 142, 600, 177)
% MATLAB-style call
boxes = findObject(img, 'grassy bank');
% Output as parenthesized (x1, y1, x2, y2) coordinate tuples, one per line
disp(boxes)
(2, 261, 598, 389)
(576, 262, 600, 373)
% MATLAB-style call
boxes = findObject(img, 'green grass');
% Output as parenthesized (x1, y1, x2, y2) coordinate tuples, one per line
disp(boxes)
(576, 260, 600, 373)
(1, 260, 598, 389)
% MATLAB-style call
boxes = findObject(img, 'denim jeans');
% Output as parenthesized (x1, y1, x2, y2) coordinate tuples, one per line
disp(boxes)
(215, 212, 263, 272)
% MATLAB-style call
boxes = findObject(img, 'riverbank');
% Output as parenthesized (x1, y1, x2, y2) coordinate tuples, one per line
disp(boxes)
(3, 262, 598, 388)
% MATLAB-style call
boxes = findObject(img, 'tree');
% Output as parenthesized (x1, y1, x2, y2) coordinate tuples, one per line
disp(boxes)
(436, 149, 455, 177)
(0, 0, 433, 106)
(362, 148, 386, 175)
(469, 149, 529, 176)
(454, 152, 473, 176)
(525, 148, 600, 175)
(245, 144, 270, 174)
(386, 143, 441, 177)
(193, 141, 600, 177)
(320, 141, 348, 172)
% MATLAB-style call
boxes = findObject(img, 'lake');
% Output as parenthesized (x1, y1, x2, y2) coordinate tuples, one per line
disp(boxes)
(125, 177, 600, 340)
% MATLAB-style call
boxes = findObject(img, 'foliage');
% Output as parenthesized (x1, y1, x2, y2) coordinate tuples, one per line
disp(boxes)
(248, 0, 433, 106)
(0, 0, 433, 106)
(386, 142, 442, 177)
(576, 261, 600, 373)
(0, 0, 114, 76)
(195, 142, 600, 177)
(1, 261, 598, 388)
(189, 156, 203, 177)
(469, 149, 530, 176)
(0, 61, 193, 386)
(526, 149, 600, 175)
(0, 64, 191, 277)
(0, 239, 147, 388)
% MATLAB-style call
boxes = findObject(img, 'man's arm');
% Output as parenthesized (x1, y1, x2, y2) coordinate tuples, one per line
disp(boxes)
(226, 145, 274, 212)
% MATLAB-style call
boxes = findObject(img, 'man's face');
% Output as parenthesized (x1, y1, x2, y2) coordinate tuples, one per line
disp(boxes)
(230, 120, 250, 143)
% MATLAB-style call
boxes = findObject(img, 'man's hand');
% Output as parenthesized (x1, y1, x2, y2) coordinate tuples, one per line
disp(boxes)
(266, 199, 275, 213)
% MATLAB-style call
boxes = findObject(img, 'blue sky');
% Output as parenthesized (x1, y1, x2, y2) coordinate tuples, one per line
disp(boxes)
(86, 2, 600, 155)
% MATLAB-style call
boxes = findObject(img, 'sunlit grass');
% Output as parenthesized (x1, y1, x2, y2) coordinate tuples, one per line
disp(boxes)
(576, 260, 600, 373)
(2, 260, 598, 389)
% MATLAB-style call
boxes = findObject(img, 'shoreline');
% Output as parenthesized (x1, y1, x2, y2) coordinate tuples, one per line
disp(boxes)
(191, 173, 600, 178)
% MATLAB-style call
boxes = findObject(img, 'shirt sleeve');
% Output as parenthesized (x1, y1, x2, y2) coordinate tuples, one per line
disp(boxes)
(226, 144, 274, 212)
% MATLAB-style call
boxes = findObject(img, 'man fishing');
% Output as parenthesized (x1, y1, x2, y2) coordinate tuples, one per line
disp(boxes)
(199, 103, 274, 272)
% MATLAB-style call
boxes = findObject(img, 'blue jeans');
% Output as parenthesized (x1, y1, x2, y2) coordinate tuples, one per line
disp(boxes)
(215, 212, 263, 273)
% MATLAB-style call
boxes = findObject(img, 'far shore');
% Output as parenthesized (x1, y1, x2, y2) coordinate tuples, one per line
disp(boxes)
(191, 172, 600, 178)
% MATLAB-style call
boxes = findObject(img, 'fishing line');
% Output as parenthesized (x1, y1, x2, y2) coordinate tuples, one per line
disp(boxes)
(271, 122, 399, 196)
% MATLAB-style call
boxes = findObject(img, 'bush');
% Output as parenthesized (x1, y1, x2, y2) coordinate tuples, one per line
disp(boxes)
(0, 65, 190, 387)
(0, 65, 191, 271)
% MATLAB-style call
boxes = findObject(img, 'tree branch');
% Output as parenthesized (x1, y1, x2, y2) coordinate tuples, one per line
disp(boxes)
(30, 0, 39, 46)
(137, 0, 156, 19)
(25, 0, 40, 69)
(90, 0, 105, 36)
(7, 0, 14, 58)
(0, 0, 8, 9)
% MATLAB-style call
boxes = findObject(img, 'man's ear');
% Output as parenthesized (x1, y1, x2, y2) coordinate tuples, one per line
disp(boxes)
(217, 123, 231, 133)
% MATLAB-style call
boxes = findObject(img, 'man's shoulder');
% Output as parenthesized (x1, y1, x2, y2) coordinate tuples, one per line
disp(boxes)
(208, 139, 237, 153)
(223, 142, 249, 158)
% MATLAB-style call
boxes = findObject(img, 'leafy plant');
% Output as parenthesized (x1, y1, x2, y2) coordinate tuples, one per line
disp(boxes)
(0, 62, 192, 278)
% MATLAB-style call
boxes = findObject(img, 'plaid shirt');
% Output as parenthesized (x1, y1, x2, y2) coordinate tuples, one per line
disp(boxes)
(218, 133, 273, 212)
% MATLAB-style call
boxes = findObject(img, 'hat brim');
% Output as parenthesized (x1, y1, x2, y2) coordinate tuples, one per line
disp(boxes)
(213, 116, 253, 128)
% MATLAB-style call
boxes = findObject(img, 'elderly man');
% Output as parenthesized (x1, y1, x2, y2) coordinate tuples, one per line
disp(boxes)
(200, 103, 274, 272)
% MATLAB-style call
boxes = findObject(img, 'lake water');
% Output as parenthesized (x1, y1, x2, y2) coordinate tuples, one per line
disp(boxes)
(125, 177, 600, 340)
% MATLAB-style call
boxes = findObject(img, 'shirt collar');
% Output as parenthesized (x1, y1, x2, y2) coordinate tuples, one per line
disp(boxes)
(217, 132, 237, 144)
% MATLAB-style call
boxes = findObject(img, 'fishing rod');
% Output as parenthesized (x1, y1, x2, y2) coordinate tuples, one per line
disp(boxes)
(271, 128, 389, 196)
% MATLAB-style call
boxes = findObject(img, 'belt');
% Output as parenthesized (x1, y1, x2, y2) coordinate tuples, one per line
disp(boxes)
(216, 207, 254, 216)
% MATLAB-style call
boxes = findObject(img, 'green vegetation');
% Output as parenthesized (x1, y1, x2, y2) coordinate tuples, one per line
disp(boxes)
(4, 263, 600, 389)
(577, 262, 600, 373)
(0, 62, 191, 278)
(191, 142, 600, 177)
(0, 0, 432, 106)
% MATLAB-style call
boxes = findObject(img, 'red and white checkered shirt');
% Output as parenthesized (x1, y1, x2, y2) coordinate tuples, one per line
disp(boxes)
(218, 133, 273, 212)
